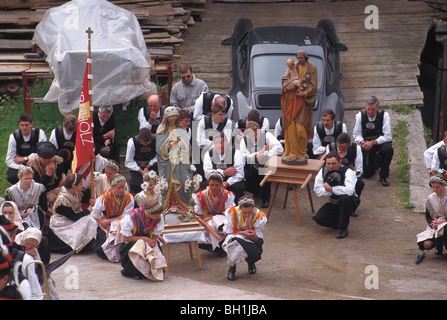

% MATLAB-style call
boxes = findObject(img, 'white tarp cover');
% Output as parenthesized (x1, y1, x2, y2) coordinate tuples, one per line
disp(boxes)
(33, 0, 156, 115)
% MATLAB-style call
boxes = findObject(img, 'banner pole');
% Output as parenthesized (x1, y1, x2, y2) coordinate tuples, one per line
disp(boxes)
(86, 27, 95, 199)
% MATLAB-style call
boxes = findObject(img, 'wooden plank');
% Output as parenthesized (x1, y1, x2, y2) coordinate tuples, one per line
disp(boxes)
(0, 39, 34, 50)
(0, 10, 45, 25)
(0, 62, 50, 74)
(0, 52, 44, 62)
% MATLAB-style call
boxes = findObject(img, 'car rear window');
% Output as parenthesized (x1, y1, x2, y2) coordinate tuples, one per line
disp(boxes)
(252, 54, 322, 89)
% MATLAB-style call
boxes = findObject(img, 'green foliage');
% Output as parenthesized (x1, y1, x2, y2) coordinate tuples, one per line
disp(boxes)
(385, 104, 416, 115)
(392, 120, 414, 210)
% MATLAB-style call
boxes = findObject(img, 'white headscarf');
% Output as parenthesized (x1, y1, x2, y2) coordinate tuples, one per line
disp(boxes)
(15, 227, 42, 246)
(0, 201, 24, 231)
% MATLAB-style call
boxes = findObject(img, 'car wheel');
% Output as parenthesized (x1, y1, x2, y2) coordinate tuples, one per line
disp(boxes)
(316, 19, 338, 47)
(233, 18, 253, 45)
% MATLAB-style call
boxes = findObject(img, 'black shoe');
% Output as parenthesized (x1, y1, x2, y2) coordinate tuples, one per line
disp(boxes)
(415, 251, 425, 264)
(435, 245, 443, 255)
(380, 178, 389, 187)
(351, 210, 359, 217)
(261, 199, 270, 208)
(216, 247, 227, 257)
(336, 229, 348, 239)
(247, 262, 257, 274)
(227, 265, 236, 281)
(198, 243, 213, 252)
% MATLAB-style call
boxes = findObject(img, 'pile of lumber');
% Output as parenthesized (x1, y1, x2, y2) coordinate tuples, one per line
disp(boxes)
(0, 0, 206, 94)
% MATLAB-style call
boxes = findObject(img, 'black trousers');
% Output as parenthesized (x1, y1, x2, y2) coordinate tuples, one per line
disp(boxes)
(313, 195, 360, 230)
(355, 176, 365, 198)
(232, 237, 264, 264)
(227, 180, 245, 205)
(244, 164, 271, 201)
(95, 226, 108, 260)
(362, 141, 394, 179)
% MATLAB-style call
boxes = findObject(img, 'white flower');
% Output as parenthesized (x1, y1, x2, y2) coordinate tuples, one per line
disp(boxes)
(154, 184, 161, 194)
(140, 181, 149, 191)
(185, 178, 192, 191)
(160, 177, 168, 190)
(191, 165, 196, 172)
(148, 170, 157, 179)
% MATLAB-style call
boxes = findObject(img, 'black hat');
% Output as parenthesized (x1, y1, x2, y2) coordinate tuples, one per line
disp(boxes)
(57, 148, 72, 163)
(37, 141, 57, 159)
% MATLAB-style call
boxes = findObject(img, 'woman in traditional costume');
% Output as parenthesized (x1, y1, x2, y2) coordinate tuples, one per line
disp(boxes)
(49, 173, 97, 253)
(222, 196, 267, 281)
(156, 106, 193, 223)
(134, 170, 163, 209)
(91, 175, 134, 260)
(0, 201, 25, 232)
(4, 166, 47, 230)
(94, 159, 129, 198)
(119, 201, 167, 280)
(415, 174, 447, 263)
(1, 201, 50, 265)
(193, 170, 235, 255)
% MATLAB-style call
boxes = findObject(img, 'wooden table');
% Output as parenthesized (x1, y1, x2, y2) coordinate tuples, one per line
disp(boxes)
(162, 221, 206, 272)
(260, 157, 324, 226)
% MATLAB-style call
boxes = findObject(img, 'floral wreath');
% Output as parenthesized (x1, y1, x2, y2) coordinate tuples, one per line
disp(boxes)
(140, 170, 168, 196)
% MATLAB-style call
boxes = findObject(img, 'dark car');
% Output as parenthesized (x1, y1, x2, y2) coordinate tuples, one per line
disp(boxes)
(221, 18, 348, 130)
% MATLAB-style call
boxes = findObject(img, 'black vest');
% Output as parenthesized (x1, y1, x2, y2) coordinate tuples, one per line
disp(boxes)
(322, 165, 350, 200)
(143, 105, 166, 134)
(204, 116, 228, 141)
(13, 128, 39, 157)
(361, 109, 384, 141)
(316, 121, 343, 146)
(93, 112, 116, 142)
(438, 145, 447, 170)
(202, 91, 231, 116)
(55, 126, 76, 153)
(132, 136, 156, 169)
(328, 142, 358, 169)
(208, 147, 236, 181)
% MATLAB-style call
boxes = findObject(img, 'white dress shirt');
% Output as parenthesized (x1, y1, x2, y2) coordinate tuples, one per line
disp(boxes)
(325, 143, 363, 176)
(6, 129, 47, 170)
(314, 166, 357, 198)
(203, 147, 245, 186)
(49, 127, 74, 149)
(352, 110, 392, 144)
(196, 117, 233, 150)
(192, 91, 234, 121)
(137, 107, 161, 130)
(239, 131, 284, 164)
(424, 140, 444, 170)
(124, 137, 157, 172)
(312, 123, 348, 155)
